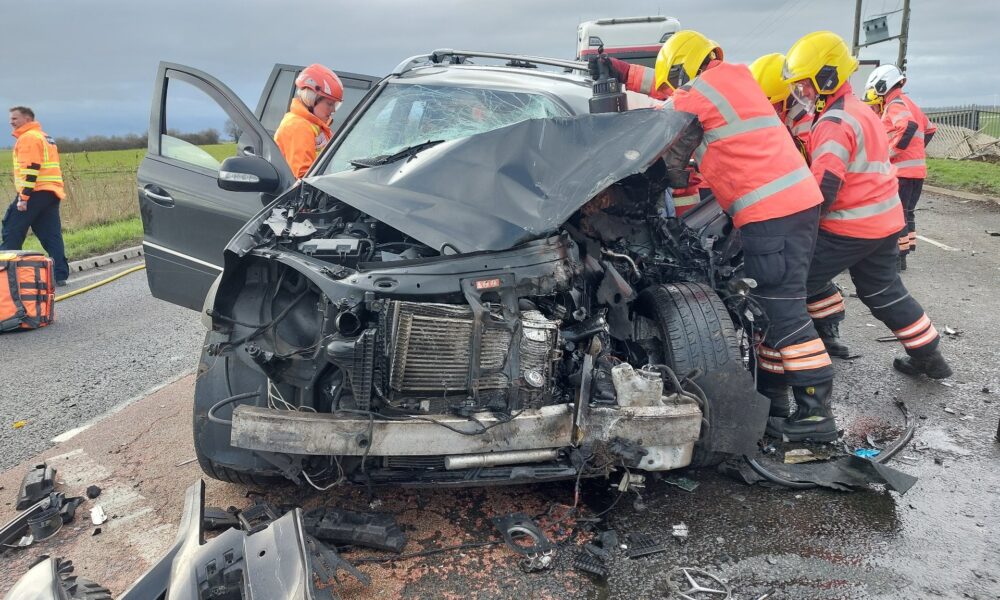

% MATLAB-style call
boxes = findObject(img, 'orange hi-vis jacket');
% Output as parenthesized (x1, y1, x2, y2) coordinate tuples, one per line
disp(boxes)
(881, 88, 936, 179)
(274, 98, 333, 178)
(808, 83, 905, 239)
(12, 121, 64, 202)
(670, 61, 822, 228)
(625, 64, 672, 101)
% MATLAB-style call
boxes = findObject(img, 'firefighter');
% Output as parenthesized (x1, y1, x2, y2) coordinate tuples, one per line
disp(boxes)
(1, 106, 69, 285)
(865, 64, 937, 270)
(782, 32, 952, 393)
(594, 31, 836, 441)
(863, 87, 884, 115)
(750, 53, 812, 156)
(274, 64, 343, 178)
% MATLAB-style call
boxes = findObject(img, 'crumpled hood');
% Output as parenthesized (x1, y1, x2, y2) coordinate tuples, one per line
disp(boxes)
(303, 108, 702, 253)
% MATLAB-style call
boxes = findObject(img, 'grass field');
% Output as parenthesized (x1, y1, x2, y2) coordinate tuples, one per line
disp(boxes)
(926, 157, 1000, 197)
(0, 143, 235, 260)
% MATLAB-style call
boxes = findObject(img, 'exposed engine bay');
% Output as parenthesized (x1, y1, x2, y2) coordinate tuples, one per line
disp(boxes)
(198, 108, 768, 486)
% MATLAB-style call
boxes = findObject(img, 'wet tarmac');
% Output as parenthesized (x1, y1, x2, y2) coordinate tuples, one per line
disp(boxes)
(1, 192, 998, 599)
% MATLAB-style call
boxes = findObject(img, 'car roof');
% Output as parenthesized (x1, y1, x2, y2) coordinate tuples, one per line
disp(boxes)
(388, 53, 594, 115)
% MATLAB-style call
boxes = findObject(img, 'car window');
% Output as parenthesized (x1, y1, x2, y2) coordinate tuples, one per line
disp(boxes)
(323, 83, 569, 174)
(161, 77, 239, 172)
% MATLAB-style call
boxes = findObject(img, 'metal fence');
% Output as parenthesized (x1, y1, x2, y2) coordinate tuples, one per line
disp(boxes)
(924, 105, 1000, 137)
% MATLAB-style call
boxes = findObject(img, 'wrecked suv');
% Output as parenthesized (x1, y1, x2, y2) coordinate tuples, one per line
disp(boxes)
(138, 51, 768, 488)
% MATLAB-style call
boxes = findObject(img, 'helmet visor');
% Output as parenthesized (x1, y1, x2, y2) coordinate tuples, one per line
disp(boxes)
(667, 64, 690, 89)
(790, 79, 818, 114)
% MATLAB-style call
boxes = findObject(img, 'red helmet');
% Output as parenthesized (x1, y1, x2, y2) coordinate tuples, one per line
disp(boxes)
(295, 64, 344, 103)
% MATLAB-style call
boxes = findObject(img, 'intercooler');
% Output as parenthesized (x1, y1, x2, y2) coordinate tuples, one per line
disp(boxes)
(377, 301, 558, 407)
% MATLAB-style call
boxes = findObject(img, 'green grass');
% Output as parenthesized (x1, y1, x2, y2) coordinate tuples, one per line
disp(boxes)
(22, 217, 143, 262)
(0, 143, 236, 179)
(926, 158, 1000, 197)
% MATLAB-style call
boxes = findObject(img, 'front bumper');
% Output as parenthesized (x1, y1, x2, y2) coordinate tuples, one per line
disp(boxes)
(231, 397, 702, 472)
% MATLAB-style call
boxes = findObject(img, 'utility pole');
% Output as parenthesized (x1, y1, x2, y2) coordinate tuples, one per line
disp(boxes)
(852, 0, 863, 55)
(897, 0, 911, 72)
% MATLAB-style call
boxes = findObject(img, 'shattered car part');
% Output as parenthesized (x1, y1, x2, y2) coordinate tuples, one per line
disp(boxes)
(626, 532, 666, 558)
(492, 512, 554, 572)
(106, 480, 368, 599)
(305, 534, 371, 588)
(4, 557, 112, 600)
(27, 506, 63, 541)
(573, 549, 609, 577)
(666, 567, 732, 599)
(89, 505, 107, 526)
(59, 496, 84, 524)
(15, 463, 57, 510)
(733, 455, 918, 494)
(85, 485, 101, 499)
(1, 494, 61, 548)
(202, 506, 241, 531)
(303, 507, 406, 553)
(238, 502, 281, 534)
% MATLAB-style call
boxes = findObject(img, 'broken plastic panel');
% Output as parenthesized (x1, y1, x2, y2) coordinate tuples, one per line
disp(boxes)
(303, 507, 406, 553)
(16, 463, 57, 510)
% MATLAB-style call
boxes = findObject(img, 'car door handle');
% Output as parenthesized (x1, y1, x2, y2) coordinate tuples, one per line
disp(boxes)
(143, 186, 174, 207)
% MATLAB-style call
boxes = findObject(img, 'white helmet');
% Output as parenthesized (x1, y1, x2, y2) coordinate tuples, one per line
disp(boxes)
(865, 64, 905, 96)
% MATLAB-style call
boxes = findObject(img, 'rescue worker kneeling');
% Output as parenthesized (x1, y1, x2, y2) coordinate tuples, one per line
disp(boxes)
(595, 31, 837, 441)
(782, 32, 952, 398)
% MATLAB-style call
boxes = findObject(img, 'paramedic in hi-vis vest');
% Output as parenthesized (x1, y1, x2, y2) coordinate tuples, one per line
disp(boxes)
(595, 31, 837, 442)
(1, 106, 69, 286)
(782, 32, 952, 400)
(865, 64, 936, 271)
(274, 64, 344, 178)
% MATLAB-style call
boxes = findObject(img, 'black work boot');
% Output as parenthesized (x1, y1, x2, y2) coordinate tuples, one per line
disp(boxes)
(893, 349, 953, 379)
(814, 321, 850, 358)
(759, 383, 791, 418)
(765, 381, 838, 442)
(898, 253, 908, 272)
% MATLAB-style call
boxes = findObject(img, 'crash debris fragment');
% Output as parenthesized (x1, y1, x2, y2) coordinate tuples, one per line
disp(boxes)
(16, 462, 57, 510)
(626, 532, 667, 558)
(90, 505, 107, 525)
(672, 522, 689, 542)
(86, 484, 102, 499)
(664, 476, 700, 492)
(666, 567, 733, 599)
(493, 512, 554, 572)
(303, 506, 407, 553)
(783, 448, 820, 464)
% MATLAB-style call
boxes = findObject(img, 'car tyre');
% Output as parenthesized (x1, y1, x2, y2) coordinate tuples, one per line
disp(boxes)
(637, 281, 743, 467)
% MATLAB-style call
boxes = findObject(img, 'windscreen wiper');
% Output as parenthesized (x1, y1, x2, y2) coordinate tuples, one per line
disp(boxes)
(350, 139, 445, 169)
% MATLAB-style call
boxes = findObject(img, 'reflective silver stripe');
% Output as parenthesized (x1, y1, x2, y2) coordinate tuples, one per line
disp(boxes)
(819, 108, 893, 174)
(824, 194, 900, 221)
(691, 77, 739, 123)
(142, 241, 223, 270)
(791, 121, 811, 136)
(694, 139, 708, 164)
(639, 67, 656, 94)
(848, 159, 894, 174)
(894, 158, 926, 169)
(703, 114, 782, 143)
(813, 140, 850, 164)
(729, 166, 813, 215)
(673, 194, 700, 207)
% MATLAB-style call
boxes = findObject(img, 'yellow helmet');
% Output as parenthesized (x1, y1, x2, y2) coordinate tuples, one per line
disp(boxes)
(654, 30, 724, 91)
(862, 87, 882, 105)
(749, 53, 790, 105)
(783, 31, 858, 94)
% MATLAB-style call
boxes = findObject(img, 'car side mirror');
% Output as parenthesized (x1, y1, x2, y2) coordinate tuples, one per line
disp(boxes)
(218, 155, 281, 193)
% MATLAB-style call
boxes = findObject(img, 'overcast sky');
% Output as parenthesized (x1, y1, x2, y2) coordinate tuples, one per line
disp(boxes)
(2, 0, 996, 141)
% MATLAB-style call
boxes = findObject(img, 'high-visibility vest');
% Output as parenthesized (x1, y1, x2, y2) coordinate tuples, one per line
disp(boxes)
(882, 89, 935, 179)
(274, 98, 333, 178)
(12, 122, 64, 201)
(809, 84, 905, 239)
(671, 61, 823, 228)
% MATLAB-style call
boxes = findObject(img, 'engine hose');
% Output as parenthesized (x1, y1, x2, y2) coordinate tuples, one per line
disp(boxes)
(206, 390, 261, 425)
(744, 400, 916, 490)
(54, 264, 146, 302)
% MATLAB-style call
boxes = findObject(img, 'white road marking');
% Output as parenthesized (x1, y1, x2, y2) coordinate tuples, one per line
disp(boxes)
(916, 235, 959, 252)
(49, 367, 195, 443)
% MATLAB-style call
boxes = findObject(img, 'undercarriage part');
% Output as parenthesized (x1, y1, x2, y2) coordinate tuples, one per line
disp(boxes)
(239, 502, 281, 535)
(573, 549, 609, 577)
(443, 448, 560, 470)
(303, 507, 407, 553)
(16, 463, 57, 510)
(305, 533, 372, 588)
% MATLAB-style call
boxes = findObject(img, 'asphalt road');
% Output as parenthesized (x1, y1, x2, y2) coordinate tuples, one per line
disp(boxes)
(0, 258, 204, 469)
(1, 192, 998, 599)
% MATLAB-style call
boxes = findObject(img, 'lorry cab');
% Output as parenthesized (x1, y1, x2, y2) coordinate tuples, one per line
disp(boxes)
(576, 16, 681, 68)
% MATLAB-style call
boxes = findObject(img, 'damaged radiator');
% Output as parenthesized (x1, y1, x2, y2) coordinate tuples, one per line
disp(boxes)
(377, 301, 558, 406)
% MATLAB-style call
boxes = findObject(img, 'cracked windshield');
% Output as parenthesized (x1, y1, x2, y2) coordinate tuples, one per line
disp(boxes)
(324, 83, 568, 174)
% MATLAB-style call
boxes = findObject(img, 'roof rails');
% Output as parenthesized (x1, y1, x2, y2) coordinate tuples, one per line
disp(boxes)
(392, 49, 588, 76)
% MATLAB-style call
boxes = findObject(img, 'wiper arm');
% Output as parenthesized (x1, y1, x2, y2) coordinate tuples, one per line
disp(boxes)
(350, 139, 445, 169)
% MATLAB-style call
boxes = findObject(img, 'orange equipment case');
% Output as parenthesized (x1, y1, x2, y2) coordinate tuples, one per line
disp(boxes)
(0, 251, 54, 332)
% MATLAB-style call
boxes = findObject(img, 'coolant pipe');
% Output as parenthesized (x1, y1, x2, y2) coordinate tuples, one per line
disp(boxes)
(335, 308, 364, 336)
(561, 315, 608, 342)
(444, 449, 560, 470)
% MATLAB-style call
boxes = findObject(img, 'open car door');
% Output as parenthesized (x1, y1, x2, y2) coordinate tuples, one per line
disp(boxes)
(254, 63, 380, 139)
(137, 62, 295, 311)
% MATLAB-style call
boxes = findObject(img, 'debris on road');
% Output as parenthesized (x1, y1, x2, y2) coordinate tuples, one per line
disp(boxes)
(943, 325, 962, 336)
(784, 449, 819, 464)
(16, 463, 57, 510)
(944, 407, 957, 414)
(27, 505, 63, 541)
(666, 567, 732, 599)
(986, 230, 1000, 236)
(89, 505, 107, 525)
(91, 527, 101, 536)
(3, 557, 112, 600)
(729, 454, 918, 494)
(85, 485, 101, 499)
(493, 512, 554, 572)
(303, 506, 407, 553)
(573, 548, 609, 577)
(1, 493, 70, 549)
(626, 532, 667, 558)
(854, 448, 881, 459)
(202, 506, 240, 531)
(59, 496, 83, 524)
(12, 420, 27, 429)
(672, 522, 689, 542)
(663, 475, 700, 492)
